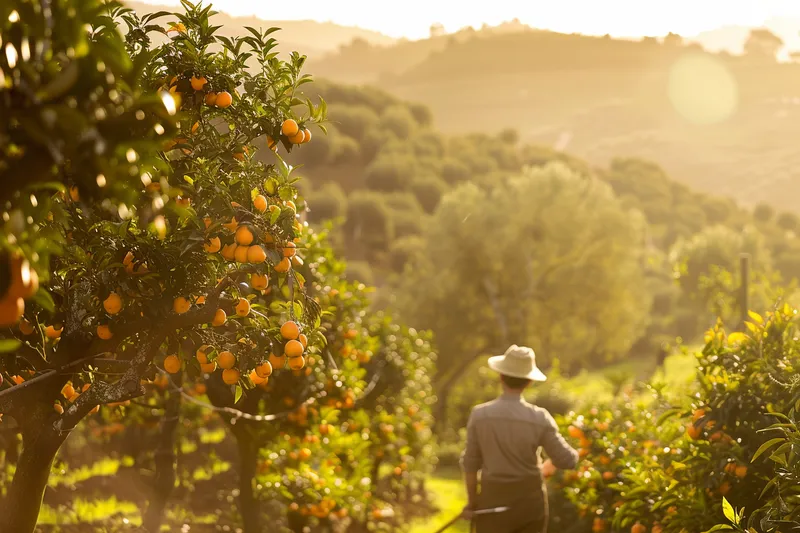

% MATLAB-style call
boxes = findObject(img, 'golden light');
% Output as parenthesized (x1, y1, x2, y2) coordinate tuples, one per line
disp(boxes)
(667, 53, 738, 125)
(160, 91, 177, 115)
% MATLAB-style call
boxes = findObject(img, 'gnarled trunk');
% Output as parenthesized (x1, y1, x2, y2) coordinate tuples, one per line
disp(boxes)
(236, 435, 261, 533)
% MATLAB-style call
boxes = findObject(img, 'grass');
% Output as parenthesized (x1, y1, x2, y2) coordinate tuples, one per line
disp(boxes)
(409, 469, 469, 533)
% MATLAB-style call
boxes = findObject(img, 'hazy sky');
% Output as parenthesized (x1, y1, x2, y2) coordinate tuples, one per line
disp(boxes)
(138, 0, 800, 39)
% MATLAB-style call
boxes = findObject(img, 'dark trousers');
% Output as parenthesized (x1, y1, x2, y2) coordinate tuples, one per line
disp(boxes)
(474, 477, 548, 533)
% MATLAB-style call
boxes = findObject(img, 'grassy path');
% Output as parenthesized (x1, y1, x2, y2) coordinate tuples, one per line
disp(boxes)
(409, 469, 469, 533)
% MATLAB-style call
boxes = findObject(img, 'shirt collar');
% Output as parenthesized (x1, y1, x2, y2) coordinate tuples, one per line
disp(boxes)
(500, 392, 524, 402)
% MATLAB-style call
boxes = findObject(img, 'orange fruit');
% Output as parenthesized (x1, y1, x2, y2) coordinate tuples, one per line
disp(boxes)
(191, 121, 200, 134)
(0, 296, 24, 326)
(222, 368, 240, 385)
(247, 245, 267, 264)
(97, 325, 113, 340)
(651, 525, 663, 533)
(269, 353, 287, 370)
(217, 351, 236, 370)
(288, 130, 305, 144)
(282, 241, 297, 258)
(173, 296, 191, 314)
(204, 236, 221, 253)
(281, 119, 299, 137)
(196, 346, 210, 364)
(235, 298, 251, 317)
(220, 243, 237, 261)
(61, 383, 75, 398)
(567, 425, 584, 439)
(103, 292, 122, 314)
(256, 361, 273, 378)
(631, 523, 646, 533)
(692, 408, 706, 422)
(274, 257, 291, 273)
(8, 256, 37, 299)
(292, 256, 304, 268)
(267, 136, 278, 151)
(298, 333, 308, 348)
(301, 129, 311, 143)
(190, 75, 207, 91)
(298, 447, 312, 460)
(249, 369, 266, 385)
(735, 465, 748, 478)
(19, 319, 34, 335)
(195, 295, 206, 305)
(212, 308, 227, 326)
(204, 92, 217, 105)
(11, 375, 24, 385)
(235, 226, 254, 246)
(54, 403, 64, 415)
(200, 361, 217, 373)
(250, 273, 269, 290)
(45, 325, 62, 339)
(215, 91, 232, 108)
(686, 424, 702, 440)
(719, 481, 731, 495)
(164, 354, 181, 374)
(602, 471, 615, 481)
(281, 321, 301, 340)
(254, 195, 268, 213)
(285, 339, 304, 358)
(234, 245, 250, 263)
(288, 355, 305, 370)
(223, 217, 239, 232)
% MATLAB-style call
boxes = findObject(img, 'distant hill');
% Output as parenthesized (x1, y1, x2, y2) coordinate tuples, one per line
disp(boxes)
(126, 1, 396, 58)
(308, 28, 800, 211)
(691, 16, 800, 56)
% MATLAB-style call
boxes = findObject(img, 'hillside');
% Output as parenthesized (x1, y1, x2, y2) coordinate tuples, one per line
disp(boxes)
(126, 0, 395, 57)
(308, 29, 800, 211)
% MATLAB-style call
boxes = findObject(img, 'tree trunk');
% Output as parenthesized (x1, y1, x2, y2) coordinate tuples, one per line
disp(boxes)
(236, 434, 261, 533)
(143, 377, 182, 533)
(0, 426, 66, 533)
(434, 361, 476, 433)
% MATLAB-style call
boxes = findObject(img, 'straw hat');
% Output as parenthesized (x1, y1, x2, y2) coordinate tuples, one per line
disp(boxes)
(488, 344, 547, 381)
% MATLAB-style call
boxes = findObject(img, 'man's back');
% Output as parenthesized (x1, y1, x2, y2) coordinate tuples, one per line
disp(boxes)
(461, 393, 578, 483)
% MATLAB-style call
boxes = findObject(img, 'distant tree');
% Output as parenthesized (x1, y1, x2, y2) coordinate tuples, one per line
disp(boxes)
(499, 128, 520, 144)
(380, 105, 417, 139)
(344, 191, 394, 250)
(790, 51, 800, 63)
(411, 177, 448, 213)
(408, 103, 434, 127)
(397, 162, 651, 427)
(389, 236, 424, 273)
(754, 202, 775, 223)
(329, 104, 379, 142)
(744, 28, 784, 60)
(330, 135, 361, 165)
(440, 158, 472, 184)
(663, 32, 683, 46)
(777, 212, 800, 232)
(306, 182, 348, 224)
(429, 23, 446, 38)
(364, 153, 416, 192)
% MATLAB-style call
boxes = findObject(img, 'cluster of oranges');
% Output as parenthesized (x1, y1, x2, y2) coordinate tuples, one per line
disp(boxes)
(0, 254, 39, 326)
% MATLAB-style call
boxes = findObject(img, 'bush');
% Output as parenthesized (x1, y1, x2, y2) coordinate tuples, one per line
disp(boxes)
(330, 134, 361, 165)
(412, 131, 446, 159)
(380, 105, 417, 139)
(344, 260, 374, 285)
(364, 153, 416, 192)
(306, 182, 348, 224)
(330, 104, 380, 142)
(754, 202, 775, 222)
(411, 177, 448, 213)
(361, 126, 392, 164)
(389, 236, 424, 272)
(391, 210, 424, 239)
(440, 158, 471, 184)
(345, 190, 394, 250)
(408, 103, 434, 127)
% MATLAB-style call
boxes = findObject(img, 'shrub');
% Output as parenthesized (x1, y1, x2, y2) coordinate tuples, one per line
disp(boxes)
(364, 154, 416, 192)
(411, 177, 449, 214)
(408, 103, 434, 127)
(380, 105, 417, 139)
(345, 191, 394, 250)
(329, 104, 380, 142)
(388, 236, 424, 273)
(306, 182, 348, 224)
(330, 134, 361, 165)
(440, 158, 472, 184)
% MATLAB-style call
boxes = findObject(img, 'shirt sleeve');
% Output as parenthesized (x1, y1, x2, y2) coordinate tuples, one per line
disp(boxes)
(460, 409, 482, 473)
(540, 412, 579, 469)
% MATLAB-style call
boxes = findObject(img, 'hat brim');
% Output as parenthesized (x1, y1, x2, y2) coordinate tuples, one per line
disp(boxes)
(488, 355, 547, 382)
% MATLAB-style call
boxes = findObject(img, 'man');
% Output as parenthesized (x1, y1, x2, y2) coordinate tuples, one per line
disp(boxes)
(460, 345, 579, 533)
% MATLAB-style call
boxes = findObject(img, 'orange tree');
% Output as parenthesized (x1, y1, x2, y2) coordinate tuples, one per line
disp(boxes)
(549, 305, 800, 533)
(0, 1, 328, 531)
(0, 0, 176, 328)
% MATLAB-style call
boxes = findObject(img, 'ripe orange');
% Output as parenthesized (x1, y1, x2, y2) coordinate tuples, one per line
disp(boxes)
(631, 523, 647, 533)
(223, 216, 239, 232)
(651, 525, 663, 533)
(719, 481, 731, 495)
(274, 257, 291, 273)
(247, 245, 267, 264)
(190, 75, 207, 91)
(204, 92, 217, 105)
(97, 325, 113, 340)
(0, 296, 24, 326)
(103, 292, 122, 314)
(298, 333, 308, 348)
(45, 325, 63, 339)
(281, 119, 299, 137)
(54, 403, 64, 415)
(217, 351, 236, 370)
(19, 319, 34, 335)
(301, 129, 312, 143)
(196, 346, 210, 364)
(567, 425, 584, 439)
(298, 447, 312, 460)
(235, 298, 251, 317)
(735, 465, 748, 478)
(164, 354, 181, 374)
(602, 471, 615, 481)
(215, 91, 232, 108)
(282, 241, 297, 258)
(11, 375, 24, 385)
(288, 130, 305, 144)
(220, 243, 237, 261)
(256, 361, 273, 378)
(292, 256, 304, 268)
(204, 236, 221, 253)
(173, 296, 191, 314)
(222, 368, 240, 385)
(250, 273, 269, 290)
(235, 226, 254, 246)
(234, 245, 250, 263)
(212, 308, 227, 326)
(69, 186, 80, 202)
(200, 361, 217, 373)
(285, 339, 304, 358)
(686, 423, 702, 440)
(249, 369, 266, 385)
(269, 353, 287, 370)
(61, 383, 75, 398)
(281, 321, 300, 340)
(254, 195, 268, 213)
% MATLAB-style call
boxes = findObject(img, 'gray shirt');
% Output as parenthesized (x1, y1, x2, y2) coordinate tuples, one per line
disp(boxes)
(460, 393, 579, 482)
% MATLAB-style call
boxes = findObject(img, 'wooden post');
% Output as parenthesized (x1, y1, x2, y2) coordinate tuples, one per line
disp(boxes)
(739, 253, 750, 330)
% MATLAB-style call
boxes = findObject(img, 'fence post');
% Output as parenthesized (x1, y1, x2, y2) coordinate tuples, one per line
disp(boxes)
(739, 253, 750, 330)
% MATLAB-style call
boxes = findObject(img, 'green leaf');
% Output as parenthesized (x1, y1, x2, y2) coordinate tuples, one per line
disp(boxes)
(722, 497, 736, 525)
(0, 339, 22, 353)
(752, 437, 784, 462)
(747, 310, 764, 324)
(703, 525, 734, 533)
(234, 385, 243, 404)
(33, 290, 56, 313)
